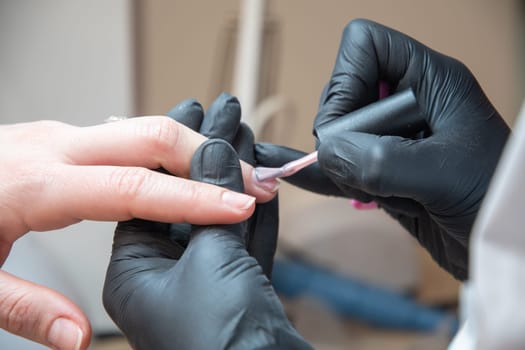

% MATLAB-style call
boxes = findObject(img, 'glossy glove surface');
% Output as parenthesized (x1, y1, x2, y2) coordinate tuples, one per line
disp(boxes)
(256, 20, 510, 280)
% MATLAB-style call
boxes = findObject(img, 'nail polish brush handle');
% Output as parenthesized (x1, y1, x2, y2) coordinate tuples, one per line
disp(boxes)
(254, 88, 426, 182)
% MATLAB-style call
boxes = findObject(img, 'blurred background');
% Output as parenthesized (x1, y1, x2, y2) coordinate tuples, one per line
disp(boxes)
(0, 0, 523, 349)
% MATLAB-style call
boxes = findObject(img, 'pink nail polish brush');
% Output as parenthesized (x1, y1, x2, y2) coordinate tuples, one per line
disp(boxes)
(254, 151, 318, 182)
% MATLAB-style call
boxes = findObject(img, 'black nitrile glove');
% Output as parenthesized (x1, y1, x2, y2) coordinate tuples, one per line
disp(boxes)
(103, 139, 311, 349)
(103, 94, 311, 349)
(166, 93, 278, 277)
(255, 19, 510, 280)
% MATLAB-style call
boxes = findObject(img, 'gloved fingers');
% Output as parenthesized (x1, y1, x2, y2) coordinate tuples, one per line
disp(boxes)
(113, 219, 185, 260)
(195, 95, 279, 200)
(255, 142, 311, 167)
(313, 84, 330, 149)
(116, 219, 169, 234)
(166, 98, 204, 131)
(200, 93, 241, 142)
(380, 204, 468, 280)
(233, 130, 277, 277)
(314, 19, 425, 130)
(318, 131, 439, 202)
(190, 139, 247, 241)
(191, 139, 244, 193)
(104, 221, 186, 327)
(233, 123, 256, 166)
(255, 142, 345, 196)
(0, 270, 91, 350)
(247, 196, 279, 278)
(169, 223, 192, 248)
(318, 83, 330, 110)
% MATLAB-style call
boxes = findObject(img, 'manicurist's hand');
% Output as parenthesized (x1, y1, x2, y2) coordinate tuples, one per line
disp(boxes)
(103, 93, 309, 349)
(256, 19, 510, 280)
(103, 136, 310, 349)
(165, 93, 280, 275)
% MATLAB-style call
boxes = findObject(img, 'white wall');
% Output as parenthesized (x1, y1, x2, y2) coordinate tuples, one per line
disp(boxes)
(0, 0, 134, 347)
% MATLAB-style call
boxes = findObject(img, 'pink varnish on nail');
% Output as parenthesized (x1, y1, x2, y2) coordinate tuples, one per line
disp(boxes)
(253, 151, 318, 182)
(255, 176, 280, 193)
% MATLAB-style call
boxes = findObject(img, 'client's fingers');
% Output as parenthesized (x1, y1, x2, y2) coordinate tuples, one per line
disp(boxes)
(0, 270, 91, 350)
(68, 117, 277, 203)
(23, 164, 256, 233)
(69, 116, 204, 178)
(247, 196, 279, 278)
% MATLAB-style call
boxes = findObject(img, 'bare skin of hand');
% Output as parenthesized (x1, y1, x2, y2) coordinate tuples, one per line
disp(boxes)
(0, 117, 278, 349)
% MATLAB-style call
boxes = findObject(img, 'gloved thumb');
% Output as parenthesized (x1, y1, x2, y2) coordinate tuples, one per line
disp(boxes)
(190, 139, 249, 241)
(0, 270, 91, 350)
(318, 131, 432, 201)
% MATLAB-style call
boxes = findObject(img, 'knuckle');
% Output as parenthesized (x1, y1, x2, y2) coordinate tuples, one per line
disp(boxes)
(139, 117, 181, 153)
(178, 182, 206, 216)
(34, 121, 74, 142)
(0, 290, 34, 334)
(109, 167, 151, 200)
(178, 180, 198, 200)
(9, 120, 71, 145)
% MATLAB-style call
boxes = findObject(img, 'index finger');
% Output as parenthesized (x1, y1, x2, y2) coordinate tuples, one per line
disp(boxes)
(23, 164, 257, 235)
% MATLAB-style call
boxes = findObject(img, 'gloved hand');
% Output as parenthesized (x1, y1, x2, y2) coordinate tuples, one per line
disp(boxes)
(255, 19, 510, 280)
(103, 95, 311, 349)
(165, 93, 280, 276)
(102, 140, 309, 349)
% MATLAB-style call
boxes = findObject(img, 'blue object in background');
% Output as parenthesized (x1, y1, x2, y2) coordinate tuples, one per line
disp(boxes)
(272, 258, 458, 333)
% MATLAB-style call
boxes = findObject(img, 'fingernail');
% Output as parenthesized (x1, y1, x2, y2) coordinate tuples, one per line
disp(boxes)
(256, 178, 280, 193)
(222, 191, 255, 210)
(250, 168, 280, 193)
(48, 318, 83, 350)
